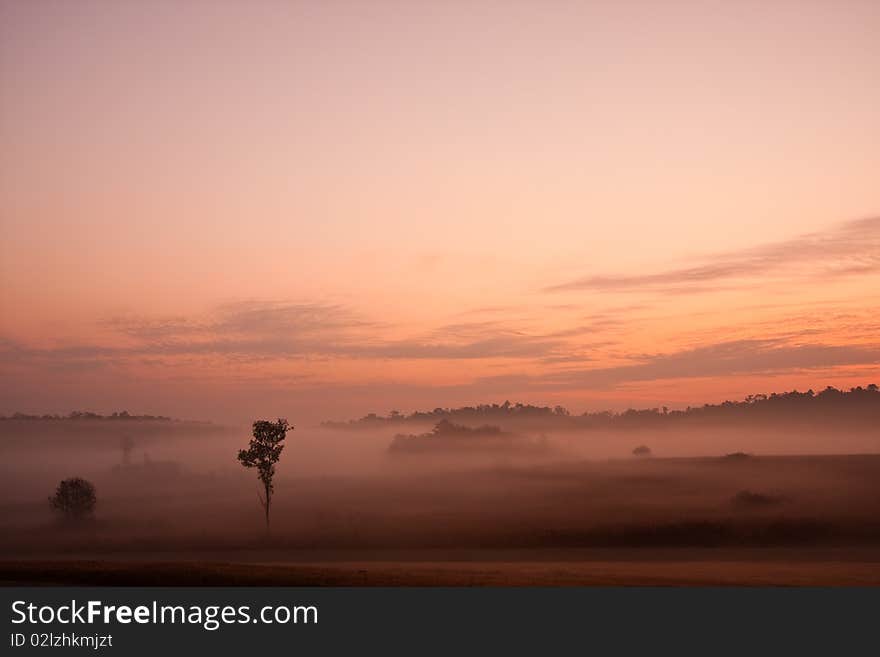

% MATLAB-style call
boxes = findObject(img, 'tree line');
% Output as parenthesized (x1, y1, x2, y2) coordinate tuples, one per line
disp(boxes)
(2, 411, 174, 421)
(322, 384, 880, 430)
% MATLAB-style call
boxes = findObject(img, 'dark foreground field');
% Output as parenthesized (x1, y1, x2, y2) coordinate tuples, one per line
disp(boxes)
(3, 430, 880, 585)
(3, 548, 880, 586)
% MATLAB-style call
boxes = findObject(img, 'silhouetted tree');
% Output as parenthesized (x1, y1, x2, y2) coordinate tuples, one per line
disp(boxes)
(49, 477, 96, 520)
(632, 445, 652, 457)
(237, 418, 292, 530)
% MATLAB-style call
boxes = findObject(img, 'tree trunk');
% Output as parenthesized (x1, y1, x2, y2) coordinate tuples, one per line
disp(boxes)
(264, 481, 271, 532)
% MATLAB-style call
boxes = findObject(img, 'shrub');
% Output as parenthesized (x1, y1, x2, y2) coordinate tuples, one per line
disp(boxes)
(731, 490, 784, 509)
(49, 477, 96, 520)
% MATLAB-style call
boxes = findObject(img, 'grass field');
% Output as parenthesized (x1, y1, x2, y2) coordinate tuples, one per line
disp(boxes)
(3, 548, 880, 586)
(4, 452, 880, 586)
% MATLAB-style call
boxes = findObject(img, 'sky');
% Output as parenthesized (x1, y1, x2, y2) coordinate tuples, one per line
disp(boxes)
(1, 0, 879, 424)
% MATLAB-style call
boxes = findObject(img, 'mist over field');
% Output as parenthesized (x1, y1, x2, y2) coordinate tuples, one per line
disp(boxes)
(2, 388, 879, 586)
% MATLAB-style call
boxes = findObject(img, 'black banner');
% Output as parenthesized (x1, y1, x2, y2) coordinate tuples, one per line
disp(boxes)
(2, 587, 877, 655)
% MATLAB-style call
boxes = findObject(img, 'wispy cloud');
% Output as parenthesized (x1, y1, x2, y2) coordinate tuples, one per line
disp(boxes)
(105, 301, 370, 341)
(5, 290, 879, 399)
(546, 217, 880, 294)
(476, 338, 880, 390)
(2, 302, 587, 368)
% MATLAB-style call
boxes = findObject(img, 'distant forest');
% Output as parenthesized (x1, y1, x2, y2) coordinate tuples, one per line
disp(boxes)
(0, 410, 225, 445)
(323, 385, 880, 431)
(2, 411, 182, 423)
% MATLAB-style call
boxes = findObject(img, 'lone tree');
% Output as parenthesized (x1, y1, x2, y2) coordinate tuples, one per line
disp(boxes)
(237, 418, 292, 530)
(49, 477, 96, 520)
(632, 445, 652, 457)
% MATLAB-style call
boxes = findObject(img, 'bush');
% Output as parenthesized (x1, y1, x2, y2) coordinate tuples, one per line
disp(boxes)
(49, 477, 96, 520)
(632, 445, 652, 457)
(731, 490, 784, 509)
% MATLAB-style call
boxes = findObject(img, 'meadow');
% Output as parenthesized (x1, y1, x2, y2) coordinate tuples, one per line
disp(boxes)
(1, 415, 879, 585)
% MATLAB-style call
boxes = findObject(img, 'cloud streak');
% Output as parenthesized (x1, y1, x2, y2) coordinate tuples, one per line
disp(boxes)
(3, 302, 584, 367)
(477, 339, 880, 391)
(546, 217, 880, 294)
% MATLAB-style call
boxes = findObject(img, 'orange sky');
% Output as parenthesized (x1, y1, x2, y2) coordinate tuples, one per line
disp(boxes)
(1, 1, 879, 423)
